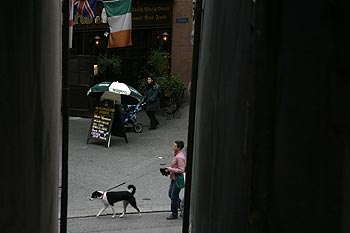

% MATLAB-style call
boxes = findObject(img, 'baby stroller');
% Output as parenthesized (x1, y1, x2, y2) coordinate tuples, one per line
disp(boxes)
(121, 102, 145, 133)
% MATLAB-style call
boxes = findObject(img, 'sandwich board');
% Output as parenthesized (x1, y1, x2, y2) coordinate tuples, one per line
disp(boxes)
(87, 99, 115, 148)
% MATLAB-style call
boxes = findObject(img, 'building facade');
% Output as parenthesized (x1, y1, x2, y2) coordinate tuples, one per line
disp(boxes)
(69, 0, 193, 116)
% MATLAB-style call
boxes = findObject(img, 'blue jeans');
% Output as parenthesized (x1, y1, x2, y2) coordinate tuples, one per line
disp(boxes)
(168, 180, 181, 216)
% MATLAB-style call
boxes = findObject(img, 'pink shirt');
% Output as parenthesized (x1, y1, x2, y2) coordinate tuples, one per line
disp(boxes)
(167, 151, 186, 180)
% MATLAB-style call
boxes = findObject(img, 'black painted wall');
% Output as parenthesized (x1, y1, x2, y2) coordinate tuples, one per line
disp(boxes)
(0, 1, 61, 233)
(190, 0, 255, 232)
(190, 0, 349, 232)
(269, 1, 349, 232)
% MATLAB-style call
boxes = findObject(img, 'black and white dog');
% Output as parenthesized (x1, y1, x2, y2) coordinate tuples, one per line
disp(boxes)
(89, 184, 141, 218)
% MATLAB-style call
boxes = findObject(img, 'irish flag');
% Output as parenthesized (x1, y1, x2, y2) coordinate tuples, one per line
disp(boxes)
(103, 0, 132, 48)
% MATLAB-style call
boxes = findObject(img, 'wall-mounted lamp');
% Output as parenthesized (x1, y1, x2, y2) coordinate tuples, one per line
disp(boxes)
(161, 32, 169, 42)
(94, 35, 101, 45)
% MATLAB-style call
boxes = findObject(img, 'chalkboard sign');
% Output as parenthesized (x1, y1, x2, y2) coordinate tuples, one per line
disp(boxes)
(87, 99, 115, 148)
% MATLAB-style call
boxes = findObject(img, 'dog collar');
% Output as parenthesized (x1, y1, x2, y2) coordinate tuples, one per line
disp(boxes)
(101, 192, 107, 200)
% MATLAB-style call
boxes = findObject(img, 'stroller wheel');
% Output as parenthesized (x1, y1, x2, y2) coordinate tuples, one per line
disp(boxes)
(134, 122, 143, 133)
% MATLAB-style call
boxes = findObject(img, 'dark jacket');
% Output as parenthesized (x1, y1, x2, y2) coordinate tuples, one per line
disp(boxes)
(144, 83, 160, 111)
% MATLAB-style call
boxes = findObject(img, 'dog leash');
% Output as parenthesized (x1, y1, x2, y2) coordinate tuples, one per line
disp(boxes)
(105, 182, 126, 191)
(105, 167, 162, 191)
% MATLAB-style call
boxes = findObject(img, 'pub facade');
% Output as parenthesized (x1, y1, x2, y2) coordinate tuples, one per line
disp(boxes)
(69, 0, 193, 116)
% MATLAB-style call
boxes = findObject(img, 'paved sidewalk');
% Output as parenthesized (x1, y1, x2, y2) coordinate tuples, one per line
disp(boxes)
(65, 104, 189, 226)
(65, 212, 183, 233)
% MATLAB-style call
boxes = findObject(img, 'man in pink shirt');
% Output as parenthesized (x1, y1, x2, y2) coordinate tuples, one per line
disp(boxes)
(165, 140, 186, 220)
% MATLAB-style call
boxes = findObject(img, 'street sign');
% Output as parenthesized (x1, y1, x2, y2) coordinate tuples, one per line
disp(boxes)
(176, 18, 189, 23)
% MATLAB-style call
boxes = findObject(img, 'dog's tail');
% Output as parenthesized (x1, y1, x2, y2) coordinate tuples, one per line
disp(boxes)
(127, 184, 136, 195)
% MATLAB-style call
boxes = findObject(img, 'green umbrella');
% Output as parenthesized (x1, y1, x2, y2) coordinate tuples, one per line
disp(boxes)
(87, 81, 143, 104)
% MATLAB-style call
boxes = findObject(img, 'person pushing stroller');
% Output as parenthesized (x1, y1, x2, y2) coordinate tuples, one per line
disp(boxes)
(143, 77, 161, 130)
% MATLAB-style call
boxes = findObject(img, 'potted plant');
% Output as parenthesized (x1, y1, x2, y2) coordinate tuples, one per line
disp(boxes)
(96, 53, 122, 81)
(137, 49, 185, 114)
(148, 49, 170, 77)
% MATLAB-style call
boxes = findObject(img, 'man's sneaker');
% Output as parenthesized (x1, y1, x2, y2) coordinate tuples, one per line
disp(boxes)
(166, 214, 178, 220)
